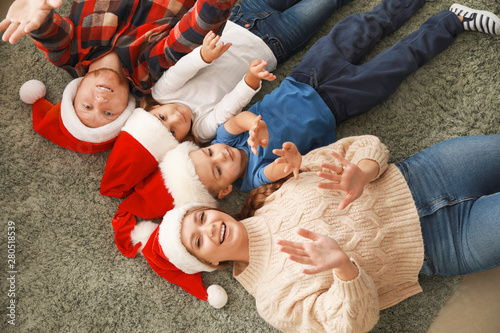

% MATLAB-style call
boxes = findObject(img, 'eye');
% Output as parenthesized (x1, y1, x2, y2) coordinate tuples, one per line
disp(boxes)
(83, 104, 91, 110)
(196, 237, 201, 248)
(159, 114, 166, 121)
(208, 148, 213, 157)
(104, 111, 113, 116)
(200, 212, 205, 224)
(170, 129, 176, 138)
(216, 166, 221, 176)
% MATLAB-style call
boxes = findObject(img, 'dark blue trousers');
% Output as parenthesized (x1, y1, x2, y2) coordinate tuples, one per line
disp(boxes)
(290, 0, 464, 123)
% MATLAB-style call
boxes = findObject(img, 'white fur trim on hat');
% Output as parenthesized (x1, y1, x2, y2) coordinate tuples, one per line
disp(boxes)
(160, 142, 217, 207)
(121, 108, 178, 161)
(60, 77, 135, 143)
(207, 285, 228, 309)
(159, 203, 216, 274)
(20, 80, 46, 104)
(130, 221, 159, 255)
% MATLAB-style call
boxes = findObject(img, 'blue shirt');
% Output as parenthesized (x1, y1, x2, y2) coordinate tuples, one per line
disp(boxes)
(213, 77, 336, 191)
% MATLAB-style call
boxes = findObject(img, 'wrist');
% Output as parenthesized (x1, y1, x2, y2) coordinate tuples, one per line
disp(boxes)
(244, 74, 260, 91)
(334, 256, 359, 281)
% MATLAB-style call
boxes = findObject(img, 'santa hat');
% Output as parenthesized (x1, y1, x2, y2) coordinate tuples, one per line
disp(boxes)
(100, 108, 178, 198)
(19, 79, 135, 153)
(111, 141, 217, 256)
(131, 204, 228, 309)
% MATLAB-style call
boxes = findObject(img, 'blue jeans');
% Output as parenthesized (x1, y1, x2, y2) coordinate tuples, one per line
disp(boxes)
(230, 0, 353, 62)
(289, 0, 463, 123)
(396, 135, 500, 276)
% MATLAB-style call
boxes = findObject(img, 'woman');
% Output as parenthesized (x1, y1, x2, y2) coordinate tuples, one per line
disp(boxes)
(135, 134, 500, 332)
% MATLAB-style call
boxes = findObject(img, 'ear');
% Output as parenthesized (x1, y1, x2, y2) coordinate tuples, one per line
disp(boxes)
(217, 184, 233, 199)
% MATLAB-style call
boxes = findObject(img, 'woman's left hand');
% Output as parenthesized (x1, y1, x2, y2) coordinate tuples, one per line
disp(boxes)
(316, 151, 369, 210)
(276, 227, 351, 275)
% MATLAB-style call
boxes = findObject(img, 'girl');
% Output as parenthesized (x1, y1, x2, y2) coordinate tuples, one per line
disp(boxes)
(136, 133, 500, 331)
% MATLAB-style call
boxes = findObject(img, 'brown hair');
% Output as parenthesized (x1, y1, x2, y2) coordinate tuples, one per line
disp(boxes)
(139, 95, 201, 146)
(236, 175, 292, 220)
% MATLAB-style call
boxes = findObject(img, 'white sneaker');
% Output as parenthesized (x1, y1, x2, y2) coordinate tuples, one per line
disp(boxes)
(449, 4, 500, 35)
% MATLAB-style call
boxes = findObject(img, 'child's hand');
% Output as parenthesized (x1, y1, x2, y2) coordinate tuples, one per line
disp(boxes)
(200, 31, 231, 63)
(247, 115, 268, 155)
(272, 142, 301, 179)
(0, 0, 63, 44)
(244, 59, 276, 90)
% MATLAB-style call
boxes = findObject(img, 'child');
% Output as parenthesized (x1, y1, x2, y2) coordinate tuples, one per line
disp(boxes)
(162, 0, 500, 199)
(6, 0, 238, 153)
(100, 0, 354, 197)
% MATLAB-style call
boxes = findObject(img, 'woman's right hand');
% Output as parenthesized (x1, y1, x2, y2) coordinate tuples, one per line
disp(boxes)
(277, 227, 358, 280)
(0, 0, 63, 44)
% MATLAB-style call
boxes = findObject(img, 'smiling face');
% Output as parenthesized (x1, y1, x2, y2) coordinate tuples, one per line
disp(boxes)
(149, 103, 192, 141)
(189, 144, 247, 199)
(181, 209, 249, 265)
(73, 68, 130, 128)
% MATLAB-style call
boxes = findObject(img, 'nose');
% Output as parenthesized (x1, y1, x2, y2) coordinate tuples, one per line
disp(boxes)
(215, 150, 227, 162)
(94, 94, 108, 103)
(201, 223, 217, 240)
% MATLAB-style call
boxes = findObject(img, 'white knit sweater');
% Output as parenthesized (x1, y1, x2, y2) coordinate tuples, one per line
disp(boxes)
(151, 21, 277, 143)
(233, 135, 424, 333)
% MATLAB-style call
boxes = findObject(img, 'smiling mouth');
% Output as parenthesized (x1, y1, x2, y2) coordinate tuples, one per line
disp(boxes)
(97, 85, 113, 93)
(220, 223, 226, 244)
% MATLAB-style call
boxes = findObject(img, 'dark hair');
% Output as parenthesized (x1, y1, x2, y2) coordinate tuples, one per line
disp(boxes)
(139, 95, 201, 146)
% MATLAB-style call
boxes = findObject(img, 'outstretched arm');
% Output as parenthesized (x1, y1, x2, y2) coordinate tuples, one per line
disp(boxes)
(317, 151, 379, 210)
(0, 0, 63, 44)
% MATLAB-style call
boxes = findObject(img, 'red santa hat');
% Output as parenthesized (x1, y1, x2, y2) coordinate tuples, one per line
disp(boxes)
(130, 204, 228, 309)
(100, 108, 178, 198)
(19, 79, 135, 153)
(111, 141, 217, 257)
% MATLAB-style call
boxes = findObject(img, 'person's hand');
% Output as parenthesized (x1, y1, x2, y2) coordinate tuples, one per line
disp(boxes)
(200, 31, 231, 63)
(277, 227, 351, 275)
(317, 151, 369, 210)
(0, 0, 63, 44)
(244, 59, 276, 90)
(272, 142, 301, 179)
(247, 115, 268, 155)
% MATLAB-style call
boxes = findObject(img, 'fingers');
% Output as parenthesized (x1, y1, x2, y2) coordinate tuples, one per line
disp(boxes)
(1, 21, 23, 44)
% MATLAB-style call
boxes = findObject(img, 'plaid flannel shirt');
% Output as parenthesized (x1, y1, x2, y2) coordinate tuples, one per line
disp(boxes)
(30, 0, 235, 94)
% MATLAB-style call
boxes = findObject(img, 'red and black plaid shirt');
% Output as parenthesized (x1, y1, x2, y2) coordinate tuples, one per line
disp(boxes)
(30, 0, 235, 94)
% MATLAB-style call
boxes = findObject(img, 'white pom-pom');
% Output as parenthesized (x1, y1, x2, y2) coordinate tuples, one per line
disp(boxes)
(207, 284, 227, 309)
(20, 80, 46, 104)
(130, 221, 159, 255)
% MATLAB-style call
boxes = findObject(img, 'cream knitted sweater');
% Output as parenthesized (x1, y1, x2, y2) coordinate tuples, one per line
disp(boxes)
(233, 135, 424, 333)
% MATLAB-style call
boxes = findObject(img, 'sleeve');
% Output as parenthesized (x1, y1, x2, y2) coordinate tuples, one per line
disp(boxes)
(157, 0, 237, 64)
(151, 46, 209, 100)
(194, 76, 261, 143)
(301, 135, 389, 180)
(29, 9, 75, 67)
(256, 261, 380, 333)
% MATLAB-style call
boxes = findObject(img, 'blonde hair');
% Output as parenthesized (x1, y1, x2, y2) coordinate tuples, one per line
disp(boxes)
(139, 95, 201, 146)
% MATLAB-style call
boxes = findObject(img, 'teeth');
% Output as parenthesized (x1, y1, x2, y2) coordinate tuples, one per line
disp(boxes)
(220, 224, 226, 244)
(97, 85, 112, 92)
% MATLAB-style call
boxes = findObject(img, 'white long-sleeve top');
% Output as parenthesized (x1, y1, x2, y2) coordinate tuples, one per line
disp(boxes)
(151, 21, 277, 143)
